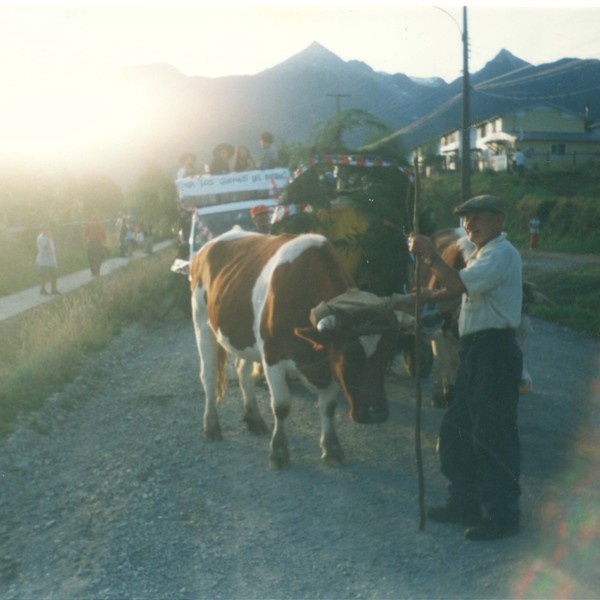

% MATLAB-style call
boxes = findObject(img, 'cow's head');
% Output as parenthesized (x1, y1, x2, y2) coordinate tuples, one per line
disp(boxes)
(294, 291, 403, 424)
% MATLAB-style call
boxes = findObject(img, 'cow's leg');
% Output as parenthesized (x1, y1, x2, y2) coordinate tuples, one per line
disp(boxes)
(517, 316, 533, 395)
(264, 366, 292, 469)
(236, 358, 270, 434)
(318, 381, 344, 466)
(192, 288, 222, 440)
(431, 331, 459, 408)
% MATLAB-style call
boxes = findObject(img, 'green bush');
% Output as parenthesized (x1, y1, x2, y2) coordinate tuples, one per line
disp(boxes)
(420, 166, 600, 252)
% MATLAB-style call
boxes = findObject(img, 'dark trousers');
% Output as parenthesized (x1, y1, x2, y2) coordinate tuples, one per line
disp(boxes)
(87, 240, 104, 276)
(439, 329, 523, 515)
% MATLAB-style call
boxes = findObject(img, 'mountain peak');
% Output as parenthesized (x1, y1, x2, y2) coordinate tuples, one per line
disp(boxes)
(271, 42, 346, 72)
(301, 41, 343, 60)
(471, 49, 531, 85)
(484, 48, 530, 69)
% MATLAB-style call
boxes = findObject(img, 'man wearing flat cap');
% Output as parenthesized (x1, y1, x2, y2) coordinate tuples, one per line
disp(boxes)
(409, 194, 523, 541)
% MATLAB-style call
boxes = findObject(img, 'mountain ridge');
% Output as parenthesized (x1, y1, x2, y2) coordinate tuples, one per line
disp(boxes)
(103, 43, 600, 183)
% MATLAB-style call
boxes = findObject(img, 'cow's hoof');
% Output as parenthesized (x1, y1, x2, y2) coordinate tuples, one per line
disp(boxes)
(268, 447, 291, 469)
(321, 432, 344, 466)
(519, 380, 532, 395)
(321, 447, 344, 467)
(202, 424, 223, 441)
(243, 415, 270, 435)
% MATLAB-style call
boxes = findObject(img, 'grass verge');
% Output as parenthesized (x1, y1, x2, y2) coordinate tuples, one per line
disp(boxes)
(524, 264, 600, 339)
(0, 248, 188, 440)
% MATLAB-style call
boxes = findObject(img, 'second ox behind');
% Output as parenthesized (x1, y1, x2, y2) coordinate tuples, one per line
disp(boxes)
(190, 228, 408, 469)
(419, 227, 550, 407)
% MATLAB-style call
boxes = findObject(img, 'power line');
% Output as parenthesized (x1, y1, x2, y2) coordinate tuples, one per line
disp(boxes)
(326, 93, 351, 114)
(476, 58, 589, 91)
(475, 82, 600, 103)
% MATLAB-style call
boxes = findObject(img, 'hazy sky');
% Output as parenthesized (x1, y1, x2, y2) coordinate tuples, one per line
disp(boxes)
(2, 2, 600, 167)
(2, 3, 600, 82)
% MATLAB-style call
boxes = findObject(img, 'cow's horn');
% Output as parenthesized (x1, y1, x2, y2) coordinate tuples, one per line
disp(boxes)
(316, 315, 336, 332)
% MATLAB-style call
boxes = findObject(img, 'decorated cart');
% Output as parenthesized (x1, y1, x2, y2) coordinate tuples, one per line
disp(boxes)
(171, 167, 291, 275)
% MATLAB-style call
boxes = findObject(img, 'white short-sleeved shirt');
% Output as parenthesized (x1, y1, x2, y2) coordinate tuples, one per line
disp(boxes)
(36, 233, 57, 268)
(458, 233, 522, 337)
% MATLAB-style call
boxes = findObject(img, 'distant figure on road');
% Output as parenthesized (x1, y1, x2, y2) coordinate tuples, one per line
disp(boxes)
(514, 148, 525, 176)
(36, 224, 60, 295)
(528, 216, 541, 250)
(84, 216, 108, 277)
(140, 220, 154, 254)
(116, 213, 128, 257)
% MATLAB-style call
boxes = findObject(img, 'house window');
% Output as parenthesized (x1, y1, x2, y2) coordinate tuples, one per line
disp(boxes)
(551, 143, 566, 156)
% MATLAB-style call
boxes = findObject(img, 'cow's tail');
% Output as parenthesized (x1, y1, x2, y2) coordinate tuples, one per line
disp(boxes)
(216, 345, 228, 403)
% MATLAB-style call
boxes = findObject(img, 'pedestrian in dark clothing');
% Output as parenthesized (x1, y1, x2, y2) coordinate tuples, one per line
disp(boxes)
(409, 194, 523, 541)
(84, 216, 107, 276)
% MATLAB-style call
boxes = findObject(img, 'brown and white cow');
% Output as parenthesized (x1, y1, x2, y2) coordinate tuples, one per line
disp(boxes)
(421, 228, 550, 407)
(189, 229, 403, 468)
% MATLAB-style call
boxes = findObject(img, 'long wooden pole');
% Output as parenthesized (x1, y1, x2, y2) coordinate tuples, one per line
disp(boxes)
(412, 156, 426, 530)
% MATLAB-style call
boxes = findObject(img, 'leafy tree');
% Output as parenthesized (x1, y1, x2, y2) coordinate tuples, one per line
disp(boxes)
(128, 161, 178, 235)
(288, 108, 407, 168)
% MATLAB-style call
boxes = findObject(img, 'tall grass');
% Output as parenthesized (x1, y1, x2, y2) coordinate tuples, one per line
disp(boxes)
(524, 264, 600, 339)
(0, 249, 186, 439)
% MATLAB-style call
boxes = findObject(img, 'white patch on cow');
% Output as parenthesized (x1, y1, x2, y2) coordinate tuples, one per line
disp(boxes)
(276, 234, 328, 266)
(217, 331, 262, 362)
(359, 334, 382, 359)
(251, 234, 328, 350)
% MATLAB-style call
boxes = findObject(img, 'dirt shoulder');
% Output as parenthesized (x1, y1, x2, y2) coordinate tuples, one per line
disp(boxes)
(1, 305, 599, 598)
(521, 248, 600, 275)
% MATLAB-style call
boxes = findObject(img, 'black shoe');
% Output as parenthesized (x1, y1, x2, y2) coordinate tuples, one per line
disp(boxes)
(427, 502, 481, 527)
(464, 514, 520, 541)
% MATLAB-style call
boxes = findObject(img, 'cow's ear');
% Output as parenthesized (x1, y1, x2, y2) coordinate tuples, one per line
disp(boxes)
(294, 326, 331, 350)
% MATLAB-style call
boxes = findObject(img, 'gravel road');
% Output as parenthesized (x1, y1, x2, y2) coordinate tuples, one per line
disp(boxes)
(1, 264, 600, 599)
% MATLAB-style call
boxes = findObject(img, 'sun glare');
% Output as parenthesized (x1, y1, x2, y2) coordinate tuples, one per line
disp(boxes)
(0, 69, 158, 170)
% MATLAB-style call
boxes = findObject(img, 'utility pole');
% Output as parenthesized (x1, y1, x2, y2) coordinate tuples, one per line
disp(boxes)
(326, 92, 351, 114)
(461, 6, 471, 201)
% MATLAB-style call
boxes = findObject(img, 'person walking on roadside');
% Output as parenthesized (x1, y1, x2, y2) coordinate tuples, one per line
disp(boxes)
(514, 148, 526, 176)
(84, 215, 107, 277)
(528, 215, 541, 250)
(36, 224, 60, 295)
(409, 194, 523, 541)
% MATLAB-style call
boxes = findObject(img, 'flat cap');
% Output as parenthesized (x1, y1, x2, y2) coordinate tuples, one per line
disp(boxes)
(453, 194, 505, 216)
